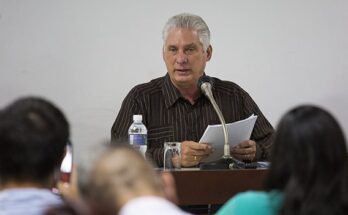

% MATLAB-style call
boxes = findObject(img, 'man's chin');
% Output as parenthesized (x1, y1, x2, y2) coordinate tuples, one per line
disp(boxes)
(173, 80, 195, 89)
(169, 74, 196, 88)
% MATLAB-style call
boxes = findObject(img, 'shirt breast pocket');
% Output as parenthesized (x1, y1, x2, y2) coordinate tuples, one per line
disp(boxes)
(147, 125, 174, 148)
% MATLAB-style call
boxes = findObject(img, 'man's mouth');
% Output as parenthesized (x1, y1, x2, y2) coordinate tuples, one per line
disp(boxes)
(175, 69, 191, 74)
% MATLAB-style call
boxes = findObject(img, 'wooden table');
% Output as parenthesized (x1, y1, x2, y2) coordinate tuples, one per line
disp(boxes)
(171, 169, 268, 206)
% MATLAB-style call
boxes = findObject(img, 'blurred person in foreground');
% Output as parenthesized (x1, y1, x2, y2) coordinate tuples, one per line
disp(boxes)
(83, 144, 190, 215)
(217, 105, 348, 215)
(111, 13, 274, 167)
(0, 97, 70, 215)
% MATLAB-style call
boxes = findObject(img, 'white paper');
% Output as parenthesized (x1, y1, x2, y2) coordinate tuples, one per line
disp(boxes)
(199, 115, 257, 162)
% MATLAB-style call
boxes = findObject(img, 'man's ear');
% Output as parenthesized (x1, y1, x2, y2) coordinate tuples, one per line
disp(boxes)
(162, 46, 166, 61)
(206, 45, 213, 61)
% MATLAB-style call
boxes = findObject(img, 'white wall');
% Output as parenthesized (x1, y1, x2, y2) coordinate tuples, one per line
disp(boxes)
(1, 0, 347, 164)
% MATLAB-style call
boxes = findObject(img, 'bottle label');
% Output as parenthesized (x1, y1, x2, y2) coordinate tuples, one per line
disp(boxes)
(129, 134, 147, 145)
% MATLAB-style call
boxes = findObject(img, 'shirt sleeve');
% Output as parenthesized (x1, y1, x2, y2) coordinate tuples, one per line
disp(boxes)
(242, 91, 274, 161)
(111, 87, 143, 143)
(110, 87, 164, 166)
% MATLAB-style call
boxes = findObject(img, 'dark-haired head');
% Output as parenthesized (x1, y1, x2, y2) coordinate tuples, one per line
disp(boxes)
(265, 105, 348, 214)
(0, 97, 69, 186)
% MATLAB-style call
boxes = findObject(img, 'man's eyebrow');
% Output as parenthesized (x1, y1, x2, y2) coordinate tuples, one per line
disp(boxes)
(165, 43, 199, 49)
(184, 43, 197, 47)
(165, 44, 177, 49)
(184, 43, 201, 49)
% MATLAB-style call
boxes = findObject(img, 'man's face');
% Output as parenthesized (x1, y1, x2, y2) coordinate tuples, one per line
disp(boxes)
(163, 28, 212, 90)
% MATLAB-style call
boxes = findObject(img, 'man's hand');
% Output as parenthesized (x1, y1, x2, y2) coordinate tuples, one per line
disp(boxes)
(181, 141, 212, 167)
(231, 140, 256, 161)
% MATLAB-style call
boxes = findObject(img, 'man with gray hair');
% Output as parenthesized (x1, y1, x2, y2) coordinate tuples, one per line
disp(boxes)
(112, 13, 274, 168)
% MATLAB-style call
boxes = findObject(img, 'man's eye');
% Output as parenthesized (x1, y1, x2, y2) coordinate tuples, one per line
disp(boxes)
(185, 47, 196, 54)
(168, 47, 177, 52)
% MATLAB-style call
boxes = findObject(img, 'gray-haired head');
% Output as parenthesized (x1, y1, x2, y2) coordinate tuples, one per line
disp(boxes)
(162, 13, 211, 51)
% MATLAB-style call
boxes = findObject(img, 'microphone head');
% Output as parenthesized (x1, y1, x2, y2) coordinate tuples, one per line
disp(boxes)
(197, 75, 213, 97)
(197, 75, 213, 90)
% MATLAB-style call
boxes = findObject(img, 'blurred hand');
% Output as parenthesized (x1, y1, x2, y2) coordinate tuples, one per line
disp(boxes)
(56, 165, 79, 200)
(181, 141, 212, 167)
(231, 140, 256, 161)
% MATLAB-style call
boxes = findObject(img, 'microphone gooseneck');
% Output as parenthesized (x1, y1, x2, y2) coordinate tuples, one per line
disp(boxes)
(198, 76, 256, 170)
(197, 76, 231, 159)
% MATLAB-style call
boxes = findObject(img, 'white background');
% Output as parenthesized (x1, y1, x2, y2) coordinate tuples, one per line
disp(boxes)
(1, 0, 347, 164)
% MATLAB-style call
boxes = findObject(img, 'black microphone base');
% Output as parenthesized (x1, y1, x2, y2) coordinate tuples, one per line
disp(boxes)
(199, 157, 235, 170)
(199, 157, 259, 170)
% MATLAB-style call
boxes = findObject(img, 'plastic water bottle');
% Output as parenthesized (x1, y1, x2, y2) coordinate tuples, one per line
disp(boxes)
(128, 115, 147, 157)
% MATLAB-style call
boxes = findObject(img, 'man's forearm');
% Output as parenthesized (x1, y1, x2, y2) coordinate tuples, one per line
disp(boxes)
(255, 132, 274, 161)
(146, 146, 165, 167)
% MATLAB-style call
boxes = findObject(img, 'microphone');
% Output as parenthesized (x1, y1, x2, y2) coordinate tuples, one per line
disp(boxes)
(197, 76, 242, 169)
(198, 76, 230, 158)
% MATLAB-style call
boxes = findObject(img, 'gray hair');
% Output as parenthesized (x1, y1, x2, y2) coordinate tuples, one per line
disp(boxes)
(162, 13, 211, 51)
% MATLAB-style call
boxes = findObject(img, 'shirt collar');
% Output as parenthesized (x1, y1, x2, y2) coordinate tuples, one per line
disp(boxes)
(162, 73, 183, 108)
(162, 73, 209, 108)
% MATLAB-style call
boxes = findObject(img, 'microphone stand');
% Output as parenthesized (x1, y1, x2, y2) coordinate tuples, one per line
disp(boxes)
(199, 81, 239, 170)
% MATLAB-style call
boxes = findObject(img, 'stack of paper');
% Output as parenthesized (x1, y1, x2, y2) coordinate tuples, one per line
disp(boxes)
(199, 114, 257, 162)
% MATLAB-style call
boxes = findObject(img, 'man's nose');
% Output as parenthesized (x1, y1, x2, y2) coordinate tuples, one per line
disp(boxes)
(176, 52, 188, 64)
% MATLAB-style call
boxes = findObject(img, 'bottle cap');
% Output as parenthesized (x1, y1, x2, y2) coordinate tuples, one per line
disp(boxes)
(133, 115, 142, 122)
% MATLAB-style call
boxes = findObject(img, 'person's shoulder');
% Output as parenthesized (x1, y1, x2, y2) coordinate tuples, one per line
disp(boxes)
(233, 191, 270, 204)
(211, 76, 248, 96)
(127, 76, 164, 97)
(217, 191, 282, 215)
(0, 188, 63, 215)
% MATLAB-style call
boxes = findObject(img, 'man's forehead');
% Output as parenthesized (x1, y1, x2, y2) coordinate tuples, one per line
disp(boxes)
(165, 42, 201, 47)
(164, 31, 202, 47)
(165, 28, 199, 40)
